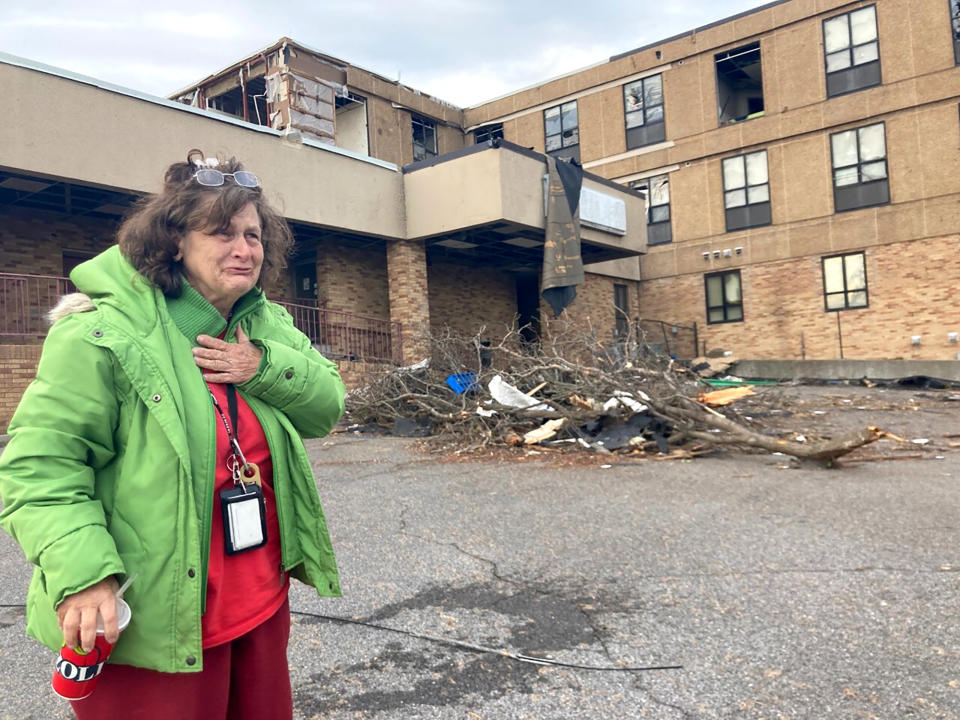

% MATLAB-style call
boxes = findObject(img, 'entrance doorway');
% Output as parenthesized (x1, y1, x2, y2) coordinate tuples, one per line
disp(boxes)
(515, 274, 541, 345)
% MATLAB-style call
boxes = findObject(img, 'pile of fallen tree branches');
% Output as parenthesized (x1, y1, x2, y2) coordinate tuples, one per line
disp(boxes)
(344, 322, 888, 464)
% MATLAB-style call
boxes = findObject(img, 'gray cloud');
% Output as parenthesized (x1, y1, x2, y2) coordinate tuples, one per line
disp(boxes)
(1, 0, 765, 106)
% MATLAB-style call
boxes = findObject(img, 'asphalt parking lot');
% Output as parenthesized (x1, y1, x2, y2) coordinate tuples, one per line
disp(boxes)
(1, 385, 958, 719)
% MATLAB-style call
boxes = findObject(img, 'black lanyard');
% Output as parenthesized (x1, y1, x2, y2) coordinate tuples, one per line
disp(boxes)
(209, 384, 249, 479)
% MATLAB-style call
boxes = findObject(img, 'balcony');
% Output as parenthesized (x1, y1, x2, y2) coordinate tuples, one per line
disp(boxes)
(0, 273, 402, 364)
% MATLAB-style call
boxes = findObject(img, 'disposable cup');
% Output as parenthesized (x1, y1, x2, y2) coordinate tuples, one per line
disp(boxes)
(52, 597, 131, 700)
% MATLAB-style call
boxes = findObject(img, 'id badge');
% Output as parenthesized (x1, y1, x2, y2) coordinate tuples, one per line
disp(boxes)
(220, 484, 267, 555)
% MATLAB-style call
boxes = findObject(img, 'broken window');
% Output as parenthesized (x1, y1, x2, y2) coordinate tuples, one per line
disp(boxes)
(822, 252, 868, 310)
(205, 75, 270, 127)
(475, 123, 504, 144)
(830, 122, 889, 212)
(705, 270, 743, 324)
(951, 1, 960, 64)
(614, 284, 630, 338)
(335, 91, 369, 156)
(412, 115, 437, 162)
(722, 150, 771, 231)
(631, 174, 671, 245)
(624, 74, 665, 148)
(823, 5, 881, 97)
(544, 101, 580, 162)
(715, 42, 764, 126)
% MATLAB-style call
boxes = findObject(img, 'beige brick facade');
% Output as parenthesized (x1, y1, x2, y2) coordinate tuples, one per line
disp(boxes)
(466, 0, 960, 363)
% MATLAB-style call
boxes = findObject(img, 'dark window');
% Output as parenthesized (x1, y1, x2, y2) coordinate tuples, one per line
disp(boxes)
(822, 252, 868, 310)
(830, 122, 889, 212)
(624, 74, 666, 148)
(631, 174, 672, 245)
(475, 123, 504, 144)
(823, 5, 881, 97)
(705, 270, 743, 324)
(614, 284, 630, 338)
(412, 115, 437, 162)
(951, 1, 960, 64)
(544, 101, 580, 162)
(721, 150, 771, 231)
(715, 42, 764, 125)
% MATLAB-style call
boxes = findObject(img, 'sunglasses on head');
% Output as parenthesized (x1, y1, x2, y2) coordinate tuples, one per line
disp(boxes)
(192, 168, 260, 189)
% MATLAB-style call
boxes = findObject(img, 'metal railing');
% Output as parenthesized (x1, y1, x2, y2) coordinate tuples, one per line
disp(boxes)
(0, 274, 403, 364)
(633, 318, 699, 359)
(0, 273, 72, 338)
(274, 301, 402, 365)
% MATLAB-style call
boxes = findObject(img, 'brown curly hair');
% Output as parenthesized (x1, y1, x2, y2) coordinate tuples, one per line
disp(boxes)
(118, 150, 293, 295)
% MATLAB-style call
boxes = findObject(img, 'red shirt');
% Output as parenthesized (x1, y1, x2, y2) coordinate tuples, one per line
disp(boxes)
(203, 382, 289, 648)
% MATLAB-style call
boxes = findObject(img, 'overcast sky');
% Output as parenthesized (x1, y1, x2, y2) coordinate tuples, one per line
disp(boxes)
(1, 0, 766, 107)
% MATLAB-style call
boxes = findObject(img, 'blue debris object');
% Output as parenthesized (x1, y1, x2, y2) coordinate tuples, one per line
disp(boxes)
(445, 372, 477, 394)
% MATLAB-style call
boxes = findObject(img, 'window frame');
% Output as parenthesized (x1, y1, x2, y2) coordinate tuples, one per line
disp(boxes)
(721, 150, 772, 232)
(623, 74, 666, 149)
(829, 121, 890, 213)
(704, 270, 744, 325)
(822, 251, 869, 311)
(822, 5, 882, 98)
(632, 174, 672, 245)
(950, 0, 960, 64)
(475, 123, 504, 144)
(411, 114, 437, 162)
(715, 41, 765, 126)
(543, 100, 580, 161)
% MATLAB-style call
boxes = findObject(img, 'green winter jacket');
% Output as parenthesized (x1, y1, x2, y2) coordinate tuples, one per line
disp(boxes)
(0, 246, 345, 673)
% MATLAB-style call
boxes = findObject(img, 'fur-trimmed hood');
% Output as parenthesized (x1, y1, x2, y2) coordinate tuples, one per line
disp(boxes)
(47, 293, 95, 325)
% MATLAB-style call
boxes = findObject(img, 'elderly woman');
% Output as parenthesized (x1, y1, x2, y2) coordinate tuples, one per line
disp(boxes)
(0, 150, 345, 719)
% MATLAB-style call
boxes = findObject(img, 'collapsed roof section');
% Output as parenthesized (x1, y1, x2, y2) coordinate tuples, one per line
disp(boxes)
(170, 38, 464, 157)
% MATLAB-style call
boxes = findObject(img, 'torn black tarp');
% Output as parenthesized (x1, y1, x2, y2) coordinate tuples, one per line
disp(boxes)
(541, 156, 584, 317)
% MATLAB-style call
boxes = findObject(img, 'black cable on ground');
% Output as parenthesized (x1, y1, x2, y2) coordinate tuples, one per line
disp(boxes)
(290, 609, 682, 673)
(0, 603, 682, 673)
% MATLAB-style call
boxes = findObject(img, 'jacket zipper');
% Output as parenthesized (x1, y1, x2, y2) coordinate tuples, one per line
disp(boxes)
(224, 312, 291, 586)
(240, 391, 290, 584)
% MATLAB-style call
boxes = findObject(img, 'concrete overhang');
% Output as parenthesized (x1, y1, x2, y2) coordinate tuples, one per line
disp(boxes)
(401, 141, 646, 271)
(0, 53, 405, 241)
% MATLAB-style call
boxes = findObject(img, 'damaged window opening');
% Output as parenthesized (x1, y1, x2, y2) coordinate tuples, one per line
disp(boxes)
(205, 76, 270, 127)
(614, 284, 630, 338)
(951, 1, 960, 64)
(722, 150, 771, 232)
(335, 91, 369, 156)
(624, 74, 665, 148)
(830, 122, 889, 212)
(631, 175, 671, 245)
(715, 42, 764, 126)
(475, 124, 504, 144)
(705, 270, 743, 324)
(412, 115, 437, 162)
(823, 5, 881, 97)
(822, 252, 868, 311)
(544, 101, 580, 163)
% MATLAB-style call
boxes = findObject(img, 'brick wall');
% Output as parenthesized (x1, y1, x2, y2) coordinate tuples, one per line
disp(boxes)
(0, 208, 118, 276)
(427, 261, 518, 337)
(386, 239, 430, 363)
(0, 345, 42, 430)
(541, 273, 641, 343)
(317, 242, 389, 319)
(639, 234, 960, 360)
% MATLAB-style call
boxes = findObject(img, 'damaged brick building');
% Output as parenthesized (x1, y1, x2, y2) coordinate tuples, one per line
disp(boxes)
(2, 0, 960, 426)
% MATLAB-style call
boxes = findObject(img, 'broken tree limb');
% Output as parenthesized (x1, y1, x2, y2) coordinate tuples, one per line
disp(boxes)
(344, 321, 893, 465)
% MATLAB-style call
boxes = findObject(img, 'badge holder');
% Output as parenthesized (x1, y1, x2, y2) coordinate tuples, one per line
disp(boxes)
(221, 457, 267, 555)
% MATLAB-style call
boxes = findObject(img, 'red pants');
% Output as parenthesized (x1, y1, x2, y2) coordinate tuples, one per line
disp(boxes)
(70, 597, 293, 720)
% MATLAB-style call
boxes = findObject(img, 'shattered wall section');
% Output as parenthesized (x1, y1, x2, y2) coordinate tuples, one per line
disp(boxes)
(266, 70, 337, 144)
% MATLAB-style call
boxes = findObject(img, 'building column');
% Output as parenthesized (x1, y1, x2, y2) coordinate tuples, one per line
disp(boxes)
(387, 238, 431, 364)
